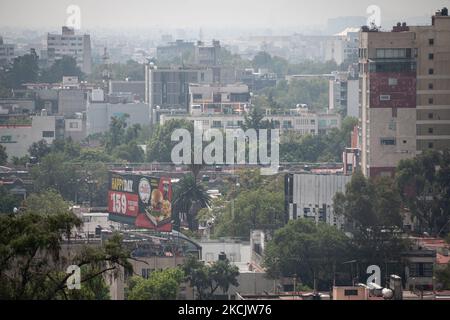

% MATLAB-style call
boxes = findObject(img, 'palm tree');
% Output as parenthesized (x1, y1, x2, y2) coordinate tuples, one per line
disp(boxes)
(173, 174, 211, 231)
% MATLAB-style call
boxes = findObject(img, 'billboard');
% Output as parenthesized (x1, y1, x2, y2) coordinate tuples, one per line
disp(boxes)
(108, 172, 173, 232)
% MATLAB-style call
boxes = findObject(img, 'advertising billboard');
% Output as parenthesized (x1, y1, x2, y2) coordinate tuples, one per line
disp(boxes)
(108, 171, 173, 232)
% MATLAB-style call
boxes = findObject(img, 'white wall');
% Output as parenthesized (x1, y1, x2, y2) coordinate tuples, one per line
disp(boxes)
(0, 115, 56, 159)
(86, 102, 151, 135)
(289, 174, 352, 227)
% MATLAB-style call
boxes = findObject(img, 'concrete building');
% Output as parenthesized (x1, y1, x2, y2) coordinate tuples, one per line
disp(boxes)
(109, 80, 145, 102)
(0, 98, 35, 114)
(161, 108, 340, 135)
(189, 83, 250, 115)
(156, 40, 195, 63)
(0, 36, 15, 66)
(285, 173, 352, 228)
(237, 68, 277, 91)
(64, 113, 87, 142)
(410, 9, 450, 155)
(57, 88, 86, 116)
(145, 64, 213, 110)
(332, 286, 369, 300)
(325, 28, 360, 65)
(359, 8, 450, 177)
(0, 113, 63, 158)
(194, 40, 221, 66)
(359, 25, 418, 178)
(329, 71, 359, 117)
(47, 26, 92, 74)
(86, 89, 151, 135)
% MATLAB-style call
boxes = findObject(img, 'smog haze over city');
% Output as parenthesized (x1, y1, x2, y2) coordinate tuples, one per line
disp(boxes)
(1, 0, 450, 312)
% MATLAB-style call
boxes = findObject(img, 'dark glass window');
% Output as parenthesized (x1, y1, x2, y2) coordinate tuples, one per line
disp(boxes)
(42, 131, 54, 138)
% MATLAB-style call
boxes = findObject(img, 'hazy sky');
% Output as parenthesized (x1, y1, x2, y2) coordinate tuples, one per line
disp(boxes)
(0, 0, 447, 30)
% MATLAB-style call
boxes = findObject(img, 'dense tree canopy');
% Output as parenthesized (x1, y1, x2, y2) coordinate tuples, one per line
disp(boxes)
(395, 150, 450, 236)
(263, 219, 351, 291)
(182, 255, 239, 300)
(280, 117, 358, 163)
(0, 191, 132, 299)
(127, 268, 184, 300)
(40, 56, 84, 83)
(333, 171, 408, 270)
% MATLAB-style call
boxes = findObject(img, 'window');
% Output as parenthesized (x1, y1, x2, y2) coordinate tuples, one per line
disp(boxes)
(409, 263, 433, 277)
(429, 83, 434, 90)
(428, 128, 434, 134)
(212, 121, 222, 128)
(344, 290, 359, 296)
(429, 142, 434, 149)
(429, 39, 434, 45)
(69, 122, 78, 129)
(429, 68, 434, 75)
(428, 113, 434, 119)
(380, 95, 391, 101)
(380, 138, 396, 145)
(42, 131, 54, 138)
(388, 78, 398, 86)
(429, 98, 434, 105)
(141, 268, 153, 279)
(429, 53, 434, 60)
(193, 94, 202, 100)
(392, 108, 398, 118)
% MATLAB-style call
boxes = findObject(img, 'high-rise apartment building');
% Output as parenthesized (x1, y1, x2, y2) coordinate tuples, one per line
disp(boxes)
(359, 8, 450, 177)
(47, 26, 92, 74)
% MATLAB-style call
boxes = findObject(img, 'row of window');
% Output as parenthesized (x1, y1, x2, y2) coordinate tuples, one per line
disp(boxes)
(49, 37, 83, 41)
(376, 48, 413, 59)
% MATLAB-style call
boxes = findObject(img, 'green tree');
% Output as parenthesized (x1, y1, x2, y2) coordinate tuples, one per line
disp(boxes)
(89, 60, 144, 82)
(112, 141, 145, 163)
(214, 187, 284, 239)
(0, 190, 132, 299)
(67, 265, 111, 300)
(395, 150, 450, 236)
(40, 56, 84, 83)
(5, 52, 39, 88)
(333, 171, 408, 270)
(173, 174, 211, 231)
(127, 268, 185, 300)
(263, 219, 350, 290)
(436, 263, 450, 290)
(105, 114, 130, 152)
(182, 255, 239, 300)
(147, 119, 194, 163)
(0, 186, 20, 214)
(30, 152, 79, 201)
(0, 145, 7, 165)
(28, 140, 51, 162)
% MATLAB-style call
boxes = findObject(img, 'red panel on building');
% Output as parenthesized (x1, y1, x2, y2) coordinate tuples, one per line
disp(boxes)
(369, 72, 416, 108)
(108, 191, 139, 217)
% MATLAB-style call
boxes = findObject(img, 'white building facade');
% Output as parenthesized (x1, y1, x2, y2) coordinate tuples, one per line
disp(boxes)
(47, 26, 92, 74)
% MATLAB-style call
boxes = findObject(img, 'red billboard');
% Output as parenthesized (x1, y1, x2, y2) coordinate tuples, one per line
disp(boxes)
(108, 172, 173, 232)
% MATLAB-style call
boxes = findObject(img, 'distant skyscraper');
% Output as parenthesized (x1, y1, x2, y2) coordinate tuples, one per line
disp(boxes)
(47, 26, 92, 74)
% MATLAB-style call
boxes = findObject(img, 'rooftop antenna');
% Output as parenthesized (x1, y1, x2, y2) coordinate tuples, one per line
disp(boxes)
(102, 46, 111, 90)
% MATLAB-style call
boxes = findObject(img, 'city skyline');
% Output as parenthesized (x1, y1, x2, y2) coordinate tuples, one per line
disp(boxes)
(0, 0, 447, 30)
